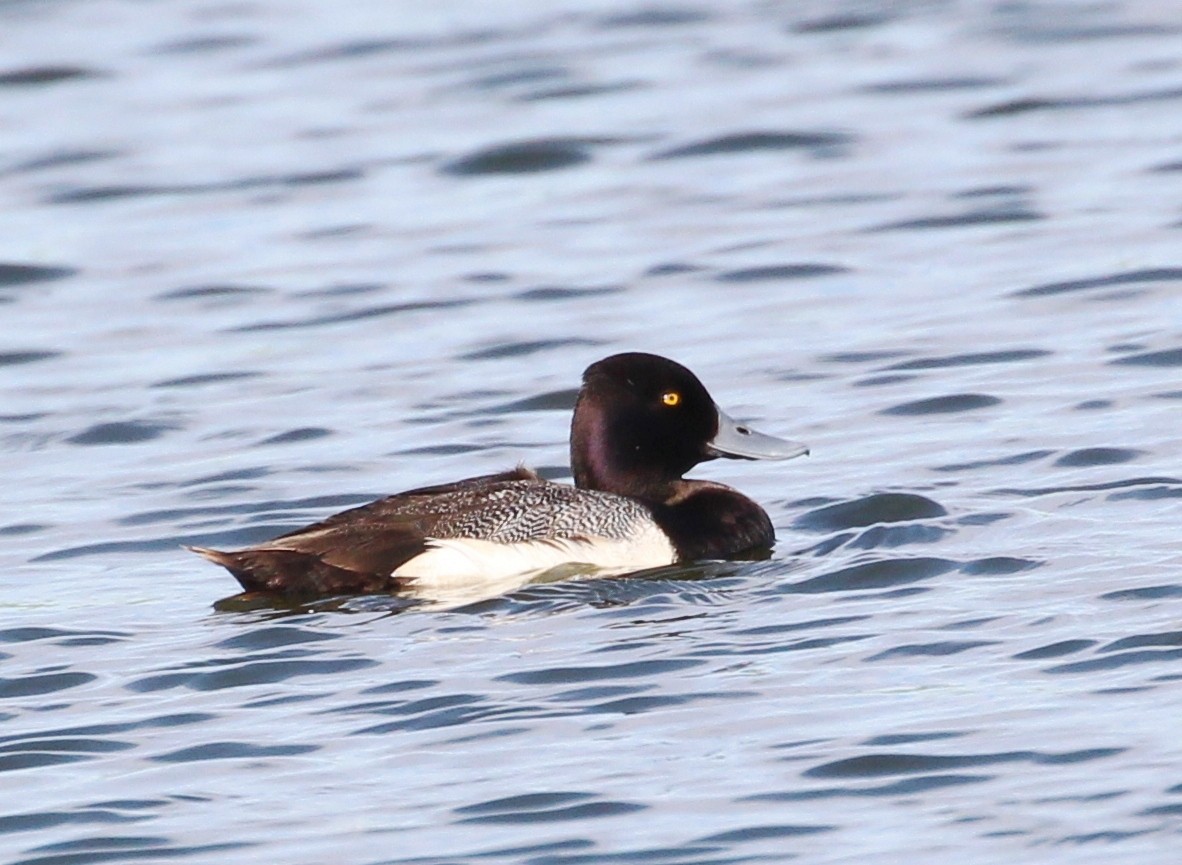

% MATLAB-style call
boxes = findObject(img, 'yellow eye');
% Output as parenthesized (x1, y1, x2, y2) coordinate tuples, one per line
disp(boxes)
(661, 391, 681, 407)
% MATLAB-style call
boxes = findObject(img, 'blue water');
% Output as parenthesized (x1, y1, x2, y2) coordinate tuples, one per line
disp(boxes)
(3, 1, 1182, 863)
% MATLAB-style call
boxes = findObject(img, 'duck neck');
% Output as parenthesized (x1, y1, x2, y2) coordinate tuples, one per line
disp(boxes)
(571, 408, 675, 501)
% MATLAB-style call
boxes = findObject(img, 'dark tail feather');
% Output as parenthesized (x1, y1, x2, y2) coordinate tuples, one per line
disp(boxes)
(185, 545, 402, 599)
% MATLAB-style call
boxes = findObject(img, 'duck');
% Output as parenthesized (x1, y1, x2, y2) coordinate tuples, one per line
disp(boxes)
(189, 352, 808, 599)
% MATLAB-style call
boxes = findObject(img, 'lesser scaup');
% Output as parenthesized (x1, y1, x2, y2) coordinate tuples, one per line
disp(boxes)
(190, 352, 807, 598)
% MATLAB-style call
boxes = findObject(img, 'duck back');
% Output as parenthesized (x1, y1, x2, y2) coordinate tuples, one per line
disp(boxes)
(189, 467, 672, 598)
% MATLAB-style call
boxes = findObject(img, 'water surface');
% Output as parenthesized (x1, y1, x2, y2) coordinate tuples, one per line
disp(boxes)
(3, 1, 1182, 863)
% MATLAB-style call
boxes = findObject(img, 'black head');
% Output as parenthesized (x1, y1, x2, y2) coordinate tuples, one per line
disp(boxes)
(570, 352, 806, 501)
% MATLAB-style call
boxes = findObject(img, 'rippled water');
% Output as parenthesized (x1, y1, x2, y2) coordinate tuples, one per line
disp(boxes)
(4, 1, 1182, 862)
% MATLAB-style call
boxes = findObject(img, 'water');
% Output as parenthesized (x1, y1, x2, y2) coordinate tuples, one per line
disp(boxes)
(3, 1, 1182, 862)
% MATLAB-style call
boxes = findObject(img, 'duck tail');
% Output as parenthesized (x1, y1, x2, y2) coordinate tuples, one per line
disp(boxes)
(185, 545, 399, 599)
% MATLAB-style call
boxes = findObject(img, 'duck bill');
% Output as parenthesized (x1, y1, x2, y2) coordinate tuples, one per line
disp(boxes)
(707, 407, 809, 461)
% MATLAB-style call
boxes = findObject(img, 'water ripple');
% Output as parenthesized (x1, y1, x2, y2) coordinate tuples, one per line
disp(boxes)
(12, 836, 250, 864)
(714, 263, 848, 282)
(460, 338, 604, 361)
(1013, 267, 1182, 297)
(497, 658, 701, 685)
(794, 493, 947, 530)
(0, 737, 133, 773)
(0, 351, 60, 367)
(47, 168, 363, 205)
(0, 263, 76, 287)
(0, 672, 95, 699)
(127, 656, 377, 693)
(749, 773, 990, 801)
(65, 421, 176, 446)
(600, 7, 711, 28)
(882, 349, 1051, 370)
(805, 747, 1123, 778)
(1053, 447, 1142, 467)
(871, 207, 1042, 231)
(150, 742, 319, 763)
(454, 791, 646, 825)
(650, 130, 853, 159)
(442, 139, 602, 175)
(0, 65, 98, 86)
(230, 298, 473, 332)
(880, 394, 1002, 415)
(703, 824, 837, 845)
(787, 557, 956, 594)
(1109, 347, 1182, 368)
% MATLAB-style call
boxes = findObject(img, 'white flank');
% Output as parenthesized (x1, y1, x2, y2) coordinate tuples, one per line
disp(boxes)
(393, 523, 676, 589)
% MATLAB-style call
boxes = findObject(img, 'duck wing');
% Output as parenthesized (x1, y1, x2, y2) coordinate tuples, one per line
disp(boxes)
(190, 466, 544, 598)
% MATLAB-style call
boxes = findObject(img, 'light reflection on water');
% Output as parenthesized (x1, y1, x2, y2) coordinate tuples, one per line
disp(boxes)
(3, 1, 1182, 863)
